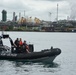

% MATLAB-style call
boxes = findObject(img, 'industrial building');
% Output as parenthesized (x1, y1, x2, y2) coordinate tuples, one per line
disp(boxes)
(2, 10, 7, 22)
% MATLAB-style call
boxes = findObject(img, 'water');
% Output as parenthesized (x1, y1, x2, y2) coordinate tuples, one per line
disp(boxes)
(0, 31, 76, 75)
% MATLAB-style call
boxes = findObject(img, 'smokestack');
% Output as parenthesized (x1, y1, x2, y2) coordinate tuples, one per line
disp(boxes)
(19, 12, 21, 20)
(13, 12, 15, 22)
(57, 3, 58, 22)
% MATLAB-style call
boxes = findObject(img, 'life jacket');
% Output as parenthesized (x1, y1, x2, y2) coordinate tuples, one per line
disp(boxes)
(19, 41, 23, 46)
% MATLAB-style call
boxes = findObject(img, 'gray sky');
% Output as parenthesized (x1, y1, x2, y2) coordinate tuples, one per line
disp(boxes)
(0, 0, 75, 21)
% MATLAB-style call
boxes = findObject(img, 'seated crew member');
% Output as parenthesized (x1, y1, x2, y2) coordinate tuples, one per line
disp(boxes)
(23, 40, 30, 53)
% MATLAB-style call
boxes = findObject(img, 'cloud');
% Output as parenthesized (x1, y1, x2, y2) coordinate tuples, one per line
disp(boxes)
(66, 0, 76, 20)
(0, 0, 31, 11)
(0, 0, 72, 21)
(0, 0, 33, 20)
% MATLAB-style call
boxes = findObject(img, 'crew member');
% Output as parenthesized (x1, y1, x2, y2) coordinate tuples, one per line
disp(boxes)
(14, 38, 19, 53)
(19, 38, 23, 46)
(23, 40, 30, 53)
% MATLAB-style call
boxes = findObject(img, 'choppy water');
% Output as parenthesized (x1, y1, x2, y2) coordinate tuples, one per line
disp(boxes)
(0, 31, 76, 75)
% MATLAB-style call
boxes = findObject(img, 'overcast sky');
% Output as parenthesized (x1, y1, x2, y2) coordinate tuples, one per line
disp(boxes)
(0, 0, 75, 21)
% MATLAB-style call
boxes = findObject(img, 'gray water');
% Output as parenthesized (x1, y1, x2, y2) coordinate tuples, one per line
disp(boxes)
(0, 31, 76, 75)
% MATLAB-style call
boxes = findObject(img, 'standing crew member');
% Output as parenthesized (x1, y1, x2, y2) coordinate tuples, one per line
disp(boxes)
(19, 38, 23, 46)
(18, 38, 23, 53)
(14, 38, 19, 53)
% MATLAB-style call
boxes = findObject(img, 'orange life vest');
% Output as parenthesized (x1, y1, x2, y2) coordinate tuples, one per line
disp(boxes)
(19, 41, 23, 46)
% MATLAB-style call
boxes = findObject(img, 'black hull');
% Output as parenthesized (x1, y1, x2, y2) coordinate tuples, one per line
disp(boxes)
(0, 48, 61, 63)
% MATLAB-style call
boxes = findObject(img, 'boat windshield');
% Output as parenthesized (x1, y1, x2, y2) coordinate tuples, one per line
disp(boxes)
(2, 38, 11, 48)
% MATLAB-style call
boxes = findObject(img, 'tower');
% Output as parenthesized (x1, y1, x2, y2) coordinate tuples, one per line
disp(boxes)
(15, 16, 17, 21)
(2, 10, 7, 22)
(19, 12, 21, 20)
(57, 4, 58, 22)
(13, 12, 15, 22)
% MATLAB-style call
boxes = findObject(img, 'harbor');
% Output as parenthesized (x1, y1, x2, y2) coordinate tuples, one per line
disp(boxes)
(0, 0, 76, 75)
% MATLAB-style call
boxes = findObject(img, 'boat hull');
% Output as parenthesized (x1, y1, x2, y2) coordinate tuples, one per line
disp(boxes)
(0, 48, 61, 63)
(0, 54, 57, 63)
(24, 56, 57, 63)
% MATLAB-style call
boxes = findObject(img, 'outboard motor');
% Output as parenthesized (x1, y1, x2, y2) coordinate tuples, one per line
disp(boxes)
(29, 44, 34, 52)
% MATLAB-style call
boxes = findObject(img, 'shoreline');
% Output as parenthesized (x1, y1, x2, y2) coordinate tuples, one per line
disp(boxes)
(0, 30, 76, 33)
